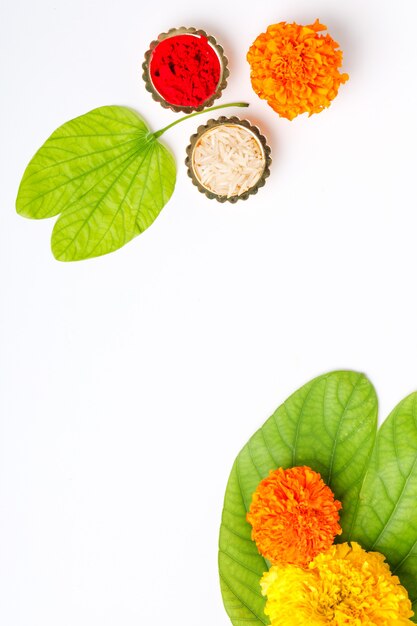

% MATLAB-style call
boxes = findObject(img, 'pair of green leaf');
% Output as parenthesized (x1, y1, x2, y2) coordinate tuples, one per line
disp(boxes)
(16, 101, 250, 261)
(16, 106, 176, 261)
(219, 370, 417, 625)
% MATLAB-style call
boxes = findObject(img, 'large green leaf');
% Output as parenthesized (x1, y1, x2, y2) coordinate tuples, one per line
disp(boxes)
(219, 370, 378, 626)
(16, 106, 176, 261)
(349, 392, 417, 620)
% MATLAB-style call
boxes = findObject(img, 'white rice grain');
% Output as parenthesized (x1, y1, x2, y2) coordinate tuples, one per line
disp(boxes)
(192, 124, 265, 198)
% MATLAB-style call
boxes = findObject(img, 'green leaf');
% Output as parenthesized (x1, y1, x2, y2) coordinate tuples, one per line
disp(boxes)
(219, 370, 378, 626)
(349, 392, 417, 620)
(16, 106, 176, 261)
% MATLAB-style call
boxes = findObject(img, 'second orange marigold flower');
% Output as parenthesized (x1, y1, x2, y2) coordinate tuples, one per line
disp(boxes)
(247, 465, 342, 567)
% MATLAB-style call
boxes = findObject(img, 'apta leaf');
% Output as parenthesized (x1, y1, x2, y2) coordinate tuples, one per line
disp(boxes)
(219, 370, 378, 626)
(349, 392, 417, 621)
(16, 106, 176, 261)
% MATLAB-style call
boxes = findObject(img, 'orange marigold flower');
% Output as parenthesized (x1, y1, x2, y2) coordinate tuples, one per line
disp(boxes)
(247, 20, 349, 120)
(247, 465, 342, 567)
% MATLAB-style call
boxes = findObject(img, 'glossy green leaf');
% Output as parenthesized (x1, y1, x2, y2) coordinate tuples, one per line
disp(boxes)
(349, 392, 417, 621)
(16, 106, 176, 261)
(219, 370, 378, 626)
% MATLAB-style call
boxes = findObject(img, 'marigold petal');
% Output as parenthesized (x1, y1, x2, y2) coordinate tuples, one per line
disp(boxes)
(247, 466, 342, 567)
(261, 542, 414, 625)
(247, 20, 349, 120)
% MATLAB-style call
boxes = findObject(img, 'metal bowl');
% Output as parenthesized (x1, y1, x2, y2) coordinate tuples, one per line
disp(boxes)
(185, 116, 272, 203)
(142, 27, 229, 113)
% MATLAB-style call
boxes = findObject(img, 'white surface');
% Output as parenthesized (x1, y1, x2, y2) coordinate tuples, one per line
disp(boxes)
(1, 0, 417, 624)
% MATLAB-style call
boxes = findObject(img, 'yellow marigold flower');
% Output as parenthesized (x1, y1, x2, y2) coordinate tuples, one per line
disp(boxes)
(261, 542, 414, 625)
(247, 20, 349, 120)
(247, 466, 341, 567)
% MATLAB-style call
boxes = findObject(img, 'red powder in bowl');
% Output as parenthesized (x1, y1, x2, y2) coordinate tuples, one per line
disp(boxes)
(149, 34, 221, 108)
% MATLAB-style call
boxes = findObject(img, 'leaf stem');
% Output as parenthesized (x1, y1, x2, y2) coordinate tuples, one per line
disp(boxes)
(152, 102, 250, 138)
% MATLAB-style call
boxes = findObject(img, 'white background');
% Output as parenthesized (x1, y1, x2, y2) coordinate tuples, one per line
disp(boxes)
(1, 0, 417, 624)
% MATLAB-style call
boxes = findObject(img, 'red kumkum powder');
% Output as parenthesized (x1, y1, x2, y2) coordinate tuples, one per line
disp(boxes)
(149, 34, 221, 108)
